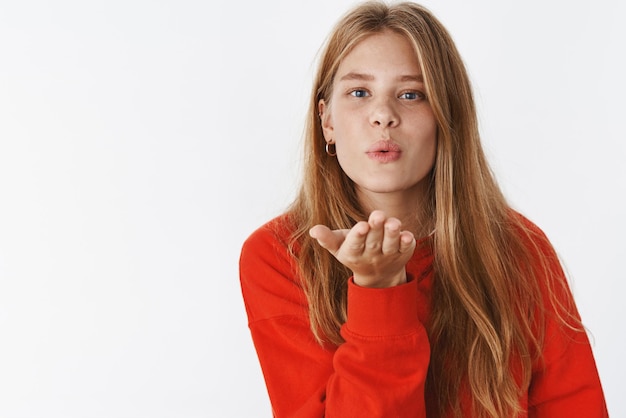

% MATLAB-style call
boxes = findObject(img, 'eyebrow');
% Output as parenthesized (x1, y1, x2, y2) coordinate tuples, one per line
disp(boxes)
(338, 72, 424, 83)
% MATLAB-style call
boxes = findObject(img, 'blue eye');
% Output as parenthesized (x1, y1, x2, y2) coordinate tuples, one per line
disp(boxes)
(350, 89, 369, 98)
(400, 91, 424, 100)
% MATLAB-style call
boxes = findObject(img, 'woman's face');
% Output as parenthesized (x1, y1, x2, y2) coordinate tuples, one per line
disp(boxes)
(319, 30, 437, 208)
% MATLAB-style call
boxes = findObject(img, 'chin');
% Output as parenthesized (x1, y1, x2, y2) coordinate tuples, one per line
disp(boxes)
(360, 182, 414, 194)
(356, 177, 430, 197)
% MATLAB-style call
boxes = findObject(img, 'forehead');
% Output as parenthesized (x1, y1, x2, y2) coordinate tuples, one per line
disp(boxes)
(335, 30, 422, 78)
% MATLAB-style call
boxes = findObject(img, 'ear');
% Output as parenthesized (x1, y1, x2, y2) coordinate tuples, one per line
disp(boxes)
(318, 99, 334, 142)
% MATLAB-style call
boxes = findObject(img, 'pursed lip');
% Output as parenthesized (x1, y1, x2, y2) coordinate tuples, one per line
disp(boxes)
(366, 139, 401, 162)
(366, 139, 401, 153)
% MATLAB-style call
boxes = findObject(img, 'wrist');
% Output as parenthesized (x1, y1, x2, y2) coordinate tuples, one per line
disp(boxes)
(353, 268, 407, 288)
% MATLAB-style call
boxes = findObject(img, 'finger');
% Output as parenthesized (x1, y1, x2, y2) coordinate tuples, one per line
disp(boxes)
(341, 221, 369, 255)
(364, 210, 386, 253)
(309, 225, 348, 253)
(381, 217, 402, 254)
(398, 230, 417, 254)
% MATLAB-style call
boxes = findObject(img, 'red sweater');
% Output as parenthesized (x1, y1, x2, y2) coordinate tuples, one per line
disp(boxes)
(239, 215, 608, 417)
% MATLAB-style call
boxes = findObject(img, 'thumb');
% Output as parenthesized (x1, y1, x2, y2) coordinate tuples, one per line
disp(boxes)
(309, 225, 345, 253)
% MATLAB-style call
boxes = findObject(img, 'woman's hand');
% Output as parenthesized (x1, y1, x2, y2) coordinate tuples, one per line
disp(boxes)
(309, 210, 416, 288)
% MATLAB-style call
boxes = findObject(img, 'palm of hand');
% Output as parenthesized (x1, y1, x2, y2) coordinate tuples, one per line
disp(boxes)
(309, 210, 416, 288)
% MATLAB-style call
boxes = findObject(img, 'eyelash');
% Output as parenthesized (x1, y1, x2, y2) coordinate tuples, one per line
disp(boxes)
(399, 91, 425, 100)
(348, 89, 426, 101)
(349, 89, 370, 98)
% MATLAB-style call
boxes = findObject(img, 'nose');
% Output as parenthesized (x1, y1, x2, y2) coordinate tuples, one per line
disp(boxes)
(370, 97, 399, 129)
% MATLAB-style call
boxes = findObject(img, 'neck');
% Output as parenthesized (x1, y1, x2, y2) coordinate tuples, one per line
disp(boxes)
(357, 186, 432, 238)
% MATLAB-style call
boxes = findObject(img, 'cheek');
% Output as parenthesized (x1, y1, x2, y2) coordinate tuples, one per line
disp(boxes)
(425, 127, 438, 163)
(419, 113, 438, 152)
(411, 120, 438, 170)
(328, 100, 363, 138)
(427, 138, 437, 169)
(334, 143, 354, 171)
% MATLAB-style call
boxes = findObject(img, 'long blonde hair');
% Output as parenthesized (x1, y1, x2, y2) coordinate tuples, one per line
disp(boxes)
(286, 2, 580, 417)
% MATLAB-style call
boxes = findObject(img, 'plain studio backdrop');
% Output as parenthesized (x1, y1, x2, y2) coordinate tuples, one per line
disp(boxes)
(0, 0, 624, 416)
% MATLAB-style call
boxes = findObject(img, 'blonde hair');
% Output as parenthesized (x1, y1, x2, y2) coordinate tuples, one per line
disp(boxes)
(286, 2, 581, 417)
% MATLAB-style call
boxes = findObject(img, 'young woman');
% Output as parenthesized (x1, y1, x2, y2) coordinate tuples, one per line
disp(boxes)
(239, 2, 608, 417)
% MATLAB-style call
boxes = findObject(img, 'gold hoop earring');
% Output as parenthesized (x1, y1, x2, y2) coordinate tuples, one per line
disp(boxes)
(325, 142, 337, 157)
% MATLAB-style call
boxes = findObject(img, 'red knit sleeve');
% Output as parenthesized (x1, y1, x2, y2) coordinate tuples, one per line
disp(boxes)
(239, 218, 430, 418)
(517, 216, 609, 417)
